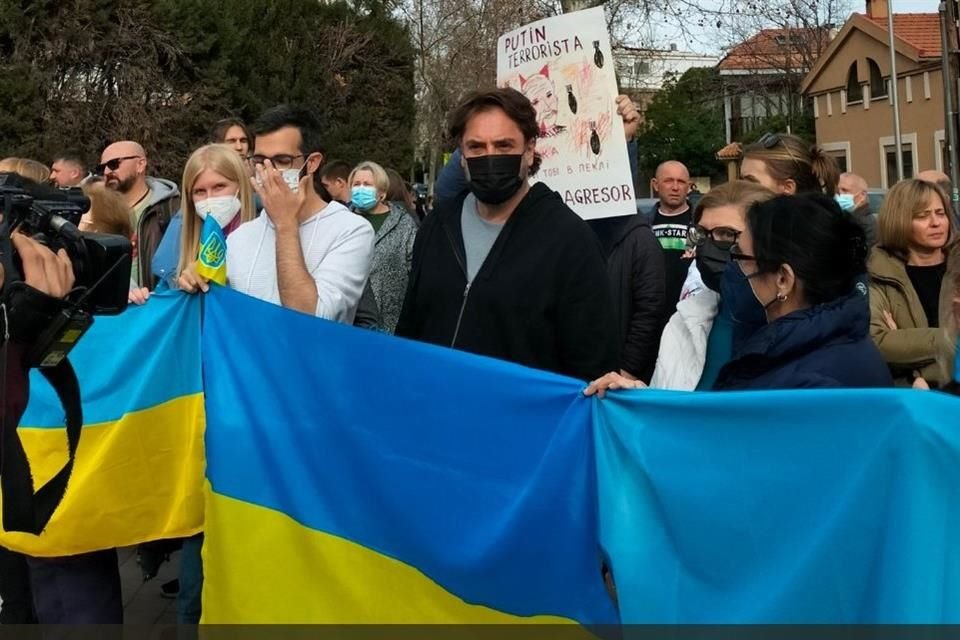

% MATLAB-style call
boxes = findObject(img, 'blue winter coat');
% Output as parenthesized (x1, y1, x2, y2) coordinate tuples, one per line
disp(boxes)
(714, 291, 894, 390)
(151, 210, 183, 291)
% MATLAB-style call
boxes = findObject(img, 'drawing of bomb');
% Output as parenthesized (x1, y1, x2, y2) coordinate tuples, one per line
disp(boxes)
(519, 65, 566, 138)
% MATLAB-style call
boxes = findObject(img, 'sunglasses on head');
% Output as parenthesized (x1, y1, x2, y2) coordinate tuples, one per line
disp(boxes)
(95, 155, 141, 175)
(755, 132, 801, 170)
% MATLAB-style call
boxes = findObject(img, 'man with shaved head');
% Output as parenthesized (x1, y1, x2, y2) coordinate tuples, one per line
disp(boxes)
(649, 160, 694, 323)
(98, 140, 179, 288)
(836, 172, 877, 247)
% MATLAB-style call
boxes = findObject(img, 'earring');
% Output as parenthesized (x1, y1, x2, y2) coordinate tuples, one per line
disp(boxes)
(777, 292, 788, 302)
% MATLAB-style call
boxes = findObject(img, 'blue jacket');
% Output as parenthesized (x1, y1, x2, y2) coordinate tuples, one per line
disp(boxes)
(714, 291, 893, 390)
(151, 210, 182, 291)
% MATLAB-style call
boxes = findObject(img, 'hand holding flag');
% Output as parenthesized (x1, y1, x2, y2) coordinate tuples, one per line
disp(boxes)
(195, 214, 227, 285)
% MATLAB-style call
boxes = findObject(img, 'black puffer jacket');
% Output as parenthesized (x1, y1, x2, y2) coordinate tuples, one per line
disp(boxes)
(590, 214, 666, 383)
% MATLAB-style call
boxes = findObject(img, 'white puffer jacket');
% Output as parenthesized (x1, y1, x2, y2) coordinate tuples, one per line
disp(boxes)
(649, 286, 720, 391)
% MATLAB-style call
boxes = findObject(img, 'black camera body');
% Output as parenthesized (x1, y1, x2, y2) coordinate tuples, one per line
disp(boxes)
(0, 172, 131, 316)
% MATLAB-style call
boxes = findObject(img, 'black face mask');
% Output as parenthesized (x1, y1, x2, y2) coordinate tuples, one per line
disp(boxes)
(465, 154, 525, 205)
(695, 238, 732, 293)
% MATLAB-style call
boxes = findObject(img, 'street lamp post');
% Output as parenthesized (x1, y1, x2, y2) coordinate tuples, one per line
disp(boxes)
(888, 0, 905, 181)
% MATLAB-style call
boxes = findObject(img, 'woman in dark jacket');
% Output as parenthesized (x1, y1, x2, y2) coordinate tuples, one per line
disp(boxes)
(714, 194, 893, 390)
(587, 194, 893, 395)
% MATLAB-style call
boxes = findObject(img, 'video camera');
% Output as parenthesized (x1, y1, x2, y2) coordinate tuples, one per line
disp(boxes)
(0, 172, 131, 368)
(0, 172, 131, 316)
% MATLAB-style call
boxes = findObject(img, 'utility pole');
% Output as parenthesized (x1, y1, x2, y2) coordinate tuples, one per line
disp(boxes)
(888, 1, 904, 181)
(941, 1, 960, 204)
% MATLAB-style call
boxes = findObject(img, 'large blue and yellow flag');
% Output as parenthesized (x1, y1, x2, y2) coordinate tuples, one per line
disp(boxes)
(0, 292, 205, 556)
(201, 286, 618, 624)
(195, 214, 227, 285)
(595, 388, 960, 623)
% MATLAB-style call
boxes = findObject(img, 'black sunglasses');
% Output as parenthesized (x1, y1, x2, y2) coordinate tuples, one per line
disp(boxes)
(755, 132, 801, 170)
(95, 155, 141, 175)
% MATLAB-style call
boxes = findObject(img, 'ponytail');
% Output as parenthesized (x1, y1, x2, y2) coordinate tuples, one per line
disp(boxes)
(809, 145, 840, 197)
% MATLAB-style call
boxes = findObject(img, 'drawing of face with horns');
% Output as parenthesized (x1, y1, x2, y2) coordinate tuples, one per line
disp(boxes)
(519, 65, 560, 134)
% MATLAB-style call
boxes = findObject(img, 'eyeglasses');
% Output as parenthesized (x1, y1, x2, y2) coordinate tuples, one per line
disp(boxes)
(687, 225, 741, 248)
(247, 154, 304, 171)
(95, 155, 141, 175)
(756, 132, 801, 171)
(730, 242, 766, 278)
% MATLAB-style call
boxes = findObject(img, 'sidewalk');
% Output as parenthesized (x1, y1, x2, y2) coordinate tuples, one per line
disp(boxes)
(119, 546, 179, 624)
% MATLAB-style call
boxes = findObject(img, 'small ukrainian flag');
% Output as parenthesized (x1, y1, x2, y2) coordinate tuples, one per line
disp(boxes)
(195, 215, 227, 285)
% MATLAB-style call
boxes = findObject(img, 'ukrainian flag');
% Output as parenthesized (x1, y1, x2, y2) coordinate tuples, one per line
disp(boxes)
(195, 214, 227, 285)
(201, 286, 618, 624)
(595, 388, 960, 623)
(0, 291, 205, 556)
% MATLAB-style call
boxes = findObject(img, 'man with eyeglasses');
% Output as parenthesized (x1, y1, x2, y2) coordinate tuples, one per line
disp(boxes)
(98, 141, 180, 288)
(181, 105, 373, 321)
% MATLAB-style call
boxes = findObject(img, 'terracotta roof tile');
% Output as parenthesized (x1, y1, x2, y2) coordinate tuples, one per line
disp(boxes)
(716, 142, 743, 160)
(863, 13, 941, 58)
(718, 27, 829, 71)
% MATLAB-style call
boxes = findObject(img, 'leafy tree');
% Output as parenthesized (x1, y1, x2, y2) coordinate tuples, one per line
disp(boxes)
(636, 67, 726, 180)
(0, 0, 416, 179)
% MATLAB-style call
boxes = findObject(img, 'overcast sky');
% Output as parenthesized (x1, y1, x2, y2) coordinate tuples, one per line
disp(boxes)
(645, 0, 944, 55)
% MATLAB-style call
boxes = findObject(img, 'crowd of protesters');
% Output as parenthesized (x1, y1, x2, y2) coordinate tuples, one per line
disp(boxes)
(1, 85, 959, 624)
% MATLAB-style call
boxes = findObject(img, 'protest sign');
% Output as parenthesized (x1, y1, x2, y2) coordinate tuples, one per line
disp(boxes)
(497, 7, 635, 220)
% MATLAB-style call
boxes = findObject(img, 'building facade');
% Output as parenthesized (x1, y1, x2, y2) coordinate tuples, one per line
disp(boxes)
(719, 27, 831, 143)
(802, 0, 944, 188)
(615, 45, 719, 122)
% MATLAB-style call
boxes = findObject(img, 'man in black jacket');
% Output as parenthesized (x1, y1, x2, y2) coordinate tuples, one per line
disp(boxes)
(599, 216, 666, 383)
(396, 88, 618, 381)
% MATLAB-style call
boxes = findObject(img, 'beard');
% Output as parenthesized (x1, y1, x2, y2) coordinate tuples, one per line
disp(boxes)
(106, 174, 137, 194)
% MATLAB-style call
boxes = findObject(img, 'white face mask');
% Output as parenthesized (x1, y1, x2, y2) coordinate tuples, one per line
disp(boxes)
(195, 195, 241, 228)
(253, 161, 308, 192)
(281, 169, 302, 193)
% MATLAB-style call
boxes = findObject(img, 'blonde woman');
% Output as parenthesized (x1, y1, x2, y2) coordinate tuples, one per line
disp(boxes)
(135, 144, 256, 302)
(869, 178, 956, 387)
(739, 133, 840, 196)
(349, 160, 417, 333)
(80, 181, 133, 238)
(0, 157, 51, 183)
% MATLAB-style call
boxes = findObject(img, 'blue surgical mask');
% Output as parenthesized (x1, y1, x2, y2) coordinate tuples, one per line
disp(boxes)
(835, 193, 856, 213)
(351, 186, 379, 212)
(720, 261, 769, 329)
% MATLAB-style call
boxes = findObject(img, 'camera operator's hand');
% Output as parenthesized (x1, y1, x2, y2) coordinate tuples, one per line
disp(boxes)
(178, 261, 209, 294)
(11, 232, 75, 299)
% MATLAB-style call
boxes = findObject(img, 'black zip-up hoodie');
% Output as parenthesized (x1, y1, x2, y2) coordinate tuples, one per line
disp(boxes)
(396, 183, 618, 381)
